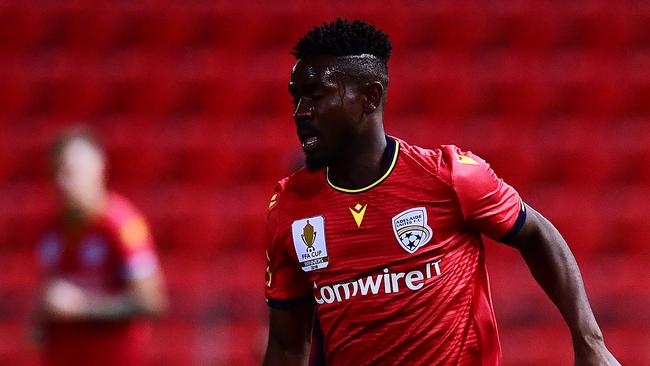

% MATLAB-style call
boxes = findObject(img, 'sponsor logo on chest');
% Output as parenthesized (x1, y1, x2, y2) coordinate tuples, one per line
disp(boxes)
(291, 216, 329, 272)
(314, 260, 443, 304)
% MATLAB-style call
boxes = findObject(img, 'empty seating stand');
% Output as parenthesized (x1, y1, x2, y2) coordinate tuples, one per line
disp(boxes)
(0, 1, 648, 365)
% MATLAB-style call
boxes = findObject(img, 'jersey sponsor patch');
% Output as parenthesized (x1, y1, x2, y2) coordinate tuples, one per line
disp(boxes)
(291, 216, 329, 272)
(392, 207, 433, 253)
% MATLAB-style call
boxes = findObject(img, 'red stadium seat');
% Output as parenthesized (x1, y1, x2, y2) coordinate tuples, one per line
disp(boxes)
(553, 2, 635, 52)
(0, 322, 39, 366)
(149, 321, 196, 366)
(0, 5, 48, 55)
(501, 326, 573, 365)
(399, 6, 490, 53)
(0, 61, 32, 118)
(480, 2, 561, 53)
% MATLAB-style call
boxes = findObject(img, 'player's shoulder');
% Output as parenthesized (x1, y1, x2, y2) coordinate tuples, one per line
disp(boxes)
(100, 192, 154, 251)
(267, 167, 324, 212)
(102, 192, 148, 232)
(396, 137, 491, 186)
(394, 137, 456, 180)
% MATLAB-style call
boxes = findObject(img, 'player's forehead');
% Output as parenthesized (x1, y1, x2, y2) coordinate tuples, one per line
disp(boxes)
(289, 57, 339, 91)
(58, 138, 103, 169)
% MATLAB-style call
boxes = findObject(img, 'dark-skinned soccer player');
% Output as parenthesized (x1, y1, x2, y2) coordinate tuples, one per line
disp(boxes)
(263, 19, 619, 366)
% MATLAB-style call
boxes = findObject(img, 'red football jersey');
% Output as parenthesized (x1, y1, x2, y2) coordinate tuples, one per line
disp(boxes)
(265, 137, 525, 366)
(37, 192, 159, 366)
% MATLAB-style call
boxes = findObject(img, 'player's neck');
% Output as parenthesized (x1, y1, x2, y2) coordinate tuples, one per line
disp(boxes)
(327, 129, 390, 190)
(63, 189, 108, 223)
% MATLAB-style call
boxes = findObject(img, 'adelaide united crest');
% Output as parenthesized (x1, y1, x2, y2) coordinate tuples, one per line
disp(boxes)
(392, 207, 433, 254)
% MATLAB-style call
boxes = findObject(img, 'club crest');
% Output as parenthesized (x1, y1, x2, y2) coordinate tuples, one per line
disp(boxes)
(392, 207, 433, 254)
(291, 216, 329, 272)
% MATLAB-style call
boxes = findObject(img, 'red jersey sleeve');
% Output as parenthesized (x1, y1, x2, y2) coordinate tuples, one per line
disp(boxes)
(113, 211, 160, 281)
(265, 183, 312, 308)
(442, 145, 525, 241)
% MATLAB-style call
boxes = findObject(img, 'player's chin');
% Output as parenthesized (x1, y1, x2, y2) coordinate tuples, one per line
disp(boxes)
(304, 153, 329, 171)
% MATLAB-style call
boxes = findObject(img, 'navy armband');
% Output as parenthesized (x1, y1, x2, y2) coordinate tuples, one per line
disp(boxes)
(499, 202, 527, 243)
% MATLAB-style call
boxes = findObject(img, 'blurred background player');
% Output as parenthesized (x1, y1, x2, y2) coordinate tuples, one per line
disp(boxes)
(31, 127, 167, 366)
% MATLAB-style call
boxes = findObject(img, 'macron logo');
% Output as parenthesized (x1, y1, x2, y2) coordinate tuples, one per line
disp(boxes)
(313, 260, 442, 305)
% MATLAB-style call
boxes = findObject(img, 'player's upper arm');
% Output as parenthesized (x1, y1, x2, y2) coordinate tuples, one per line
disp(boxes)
(116, 214, 168, 316)
(443, 145, 526, 242)
(264, 183, 314, 366)
(502, 203, 552, 249)
(264, 301, 314, 366)
(265, 184, 312, 307)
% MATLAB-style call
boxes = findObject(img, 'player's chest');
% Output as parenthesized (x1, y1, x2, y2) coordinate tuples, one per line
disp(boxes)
(40, 228, 119, 276)
(280, 189, 462, 277)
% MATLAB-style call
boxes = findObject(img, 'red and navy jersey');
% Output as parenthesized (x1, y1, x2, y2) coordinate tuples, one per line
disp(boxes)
(265, 137, 525, 366)
(37, 192, 159, 366)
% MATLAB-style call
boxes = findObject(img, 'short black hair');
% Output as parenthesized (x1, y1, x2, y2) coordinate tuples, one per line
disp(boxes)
(292, 18, 392, 64)
(292, 19, 392, 100)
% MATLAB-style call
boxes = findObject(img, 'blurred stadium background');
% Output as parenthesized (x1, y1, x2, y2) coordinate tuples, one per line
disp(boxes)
(0, 1, 648, 365)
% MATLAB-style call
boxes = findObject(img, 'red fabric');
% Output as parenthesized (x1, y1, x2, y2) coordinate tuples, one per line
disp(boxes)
(265, 137, 522, 365)
(41, 322, 150, 366)
(37, 192, 158, 366)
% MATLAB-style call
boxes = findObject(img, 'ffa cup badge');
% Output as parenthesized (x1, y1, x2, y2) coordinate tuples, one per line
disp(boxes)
(291, 216, 329, 272)
(392, 207, 433, 254)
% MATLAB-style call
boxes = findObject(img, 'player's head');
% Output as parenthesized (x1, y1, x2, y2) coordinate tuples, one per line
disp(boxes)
(51, 126, 106, 211)
(290, 18, 392, 170)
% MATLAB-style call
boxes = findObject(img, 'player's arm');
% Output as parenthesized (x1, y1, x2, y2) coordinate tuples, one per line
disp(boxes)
(505, 204, 619, 366)
(263, 184, 315, 365)
(43, 215, 167, 321)
(29, 285, 50, 346)
(446, 146, 619, 365)
(264, 300, 314, 366)
(41, 269, 167, 321)
(83, 269, 167, 320)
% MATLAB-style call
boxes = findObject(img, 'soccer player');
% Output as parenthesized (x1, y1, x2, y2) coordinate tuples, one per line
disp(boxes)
(32, 127, 167, 366)
(263, 19, 619, 365)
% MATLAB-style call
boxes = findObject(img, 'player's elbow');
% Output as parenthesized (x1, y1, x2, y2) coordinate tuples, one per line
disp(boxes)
(136, 292, 168, 319)
(130, 272, 169, 319)
(264, 335, 311, 366)
(128, 287, 168, 319)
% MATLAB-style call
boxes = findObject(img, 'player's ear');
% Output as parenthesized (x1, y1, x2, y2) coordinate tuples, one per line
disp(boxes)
(362, 81, 384, 114)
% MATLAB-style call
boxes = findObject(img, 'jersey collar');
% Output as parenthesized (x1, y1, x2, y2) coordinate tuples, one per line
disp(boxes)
(326, 136, 399, 194)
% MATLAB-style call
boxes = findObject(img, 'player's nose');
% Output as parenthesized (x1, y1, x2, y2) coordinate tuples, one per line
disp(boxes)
(293, 97, 313, 122)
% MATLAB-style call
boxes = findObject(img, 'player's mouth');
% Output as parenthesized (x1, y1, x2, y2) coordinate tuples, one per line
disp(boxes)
(301, 136, 320, 152)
